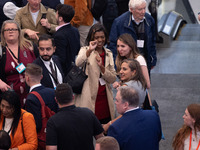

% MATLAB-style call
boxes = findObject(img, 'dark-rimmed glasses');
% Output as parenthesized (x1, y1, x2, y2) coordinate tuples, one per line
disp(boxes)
(4, 28, 18, 32)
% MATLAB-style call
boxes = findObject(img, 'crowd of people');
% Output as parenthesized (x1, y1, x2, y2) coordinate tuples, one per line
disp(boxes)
(0, 0, 199, 150)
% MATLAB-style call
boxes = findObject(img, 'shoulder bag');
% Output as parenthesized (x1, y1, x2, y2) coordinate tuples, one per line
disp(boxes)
(64, 62, 88, 94)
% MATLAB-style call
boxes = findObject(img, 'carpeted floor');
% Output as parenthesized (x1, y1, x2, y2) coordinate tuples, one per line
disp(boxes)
(151, 24, 200, 149)
(150, 73, 200, 150)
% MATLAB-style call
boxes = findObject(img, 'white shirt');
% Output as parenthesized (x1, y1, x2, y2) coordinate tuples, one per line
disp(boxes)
(125, 107, 140, 113)
(4, 118, 14, 135)
(132, 15, 145, 25)
(136, 55, 147, 66)
(29, 83, 42, 92)
(41, 57, 63, 88)
(30, 10, 39, 26)
(184, 130, 200, 150)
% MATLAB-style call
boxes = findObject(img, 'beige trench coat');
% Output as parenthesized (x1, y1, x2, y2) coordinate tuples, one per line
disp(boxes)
(14, 3, 57, 40)
(75, 46, 116, 119)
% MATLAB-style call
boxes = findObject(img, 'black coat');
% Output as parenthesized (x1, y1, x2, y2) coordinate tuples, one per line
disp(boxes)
(53, 24, 80, 76)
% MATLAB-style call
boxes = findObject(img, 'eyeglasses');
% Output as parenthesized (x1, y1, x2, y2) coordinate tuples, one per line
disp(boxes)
(4, 28, 18, 32)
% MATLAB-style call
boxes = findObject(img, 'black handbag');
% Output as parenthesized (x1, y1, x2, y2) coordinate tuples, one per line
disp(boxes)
(64, 63, 88, 94)
(143, 91, 159, 113)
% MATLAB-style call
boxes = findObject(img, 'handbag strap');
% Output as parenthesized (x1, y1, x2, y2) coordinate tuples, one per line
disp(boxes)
(146, 89, 152, 106)
(30, 91, 46, 118)
(83, 62, 87, 73)
(72, 62, 87, 73)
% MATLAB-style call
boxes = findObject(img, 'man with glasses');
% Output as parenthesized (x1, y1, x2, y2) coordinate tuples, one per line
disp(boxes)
(108, 0, 157, 75)
(33, 34, 63, 89)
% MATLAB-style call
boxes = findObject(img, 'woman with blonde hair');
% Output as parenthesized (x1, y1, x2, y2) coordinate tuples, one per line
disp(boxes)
(172, 104, 200, 150)
(0, 20, 36, 107)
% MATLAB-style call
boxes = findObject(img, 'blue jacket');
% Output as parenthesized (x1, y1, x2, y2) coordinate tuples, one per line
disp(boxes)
(108, 11, 157, 70)
(25, 85, 58, 132)
(108, 108, 161, 150)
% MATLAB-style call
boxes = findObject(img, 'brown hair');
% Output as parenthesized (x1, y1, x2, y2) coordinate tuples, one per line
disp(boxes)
(1, 20, 33, 50)
(115, 33, 140, 73)
(96, 136, 120, 150)
(121, 59, 147, 89)
(119, 86, 139, 107)
(25, 63, 43, 82)
(55, 83, 73, 105)
(172, 104, 200, 150)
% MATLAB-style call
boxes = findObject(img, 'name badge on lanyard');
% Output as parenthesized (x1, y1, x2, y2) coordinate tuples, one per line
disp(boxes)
(137, 40, 144, 48)
(16, 63, 26, 74)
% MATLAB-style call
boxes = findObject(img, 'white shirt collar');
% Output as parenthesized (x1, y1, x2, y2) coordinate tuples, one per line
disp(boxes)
(132, 15, 145, 25)
(30, 83, 42, 92)
(39, 57, 63, 88)
(40, 57, 53, 65)
(125, 106, 139, 113)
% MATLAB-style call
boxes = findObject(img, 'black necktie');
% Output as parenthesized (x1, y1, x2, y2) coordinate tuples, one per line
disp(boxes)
(49, 62, 57, 82)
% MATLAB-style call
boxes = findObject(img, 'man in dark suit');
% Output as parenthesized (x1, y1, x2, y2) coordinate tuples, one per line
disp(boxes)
(25, 63, 58, 132)
(53, 4, 80, 76)
(108, 87, 161, 150)
(33, 34, 64, 89)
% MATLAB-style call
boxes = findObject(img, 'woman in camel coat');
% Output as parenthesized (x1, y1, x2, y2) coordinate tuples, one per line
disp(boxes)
(75, 23, 116, 123)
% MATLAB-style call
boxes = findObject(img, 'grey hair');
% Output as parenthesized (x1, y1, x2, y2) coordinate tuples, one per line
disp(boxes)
(118, 86, 139, 107)
(129, 0, 147, 11)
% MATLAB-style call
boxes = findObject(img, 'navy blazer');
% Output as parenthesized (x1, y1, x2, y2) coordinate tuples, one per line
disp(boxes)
(108, 109, 161, 150)
(33, 55, 64, 89)
(53, 24, 80, 76)
(25, 85, 58, 132)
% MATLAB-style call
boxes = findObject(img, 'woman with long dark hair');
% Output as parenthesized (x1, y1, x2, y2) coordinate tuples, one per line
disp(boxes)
(0, 90, 37, 149)
(119, 59, 147, 106)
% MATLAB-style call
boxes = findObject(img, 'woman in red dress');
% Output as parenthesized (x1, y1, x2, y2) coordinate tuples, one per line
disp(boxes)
(0, 20, 36, 107)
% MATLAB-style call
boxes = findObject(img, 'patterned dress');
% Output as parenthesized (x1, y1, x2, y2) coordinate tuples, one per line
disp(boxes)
(5, 48, 35, 107)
